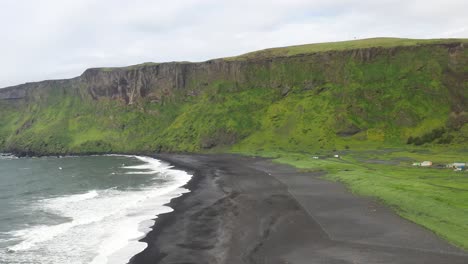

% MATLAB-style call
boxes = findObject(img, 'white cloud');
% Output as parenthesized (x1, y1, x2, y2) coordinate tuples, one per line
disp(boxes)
(0, 0, 467, 87)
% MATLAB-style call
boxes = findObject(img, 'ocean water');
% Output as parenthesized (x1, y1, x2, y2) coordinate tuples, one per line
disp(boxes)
(0, 154, 191, 264)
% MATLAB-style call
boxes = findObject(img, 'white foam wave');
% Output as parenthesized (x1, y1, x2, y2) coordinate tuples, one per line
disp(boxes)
(122, 156, 174, 175)
(48, 190, 99, 203)
(0, 153, 18, 160)
(3, 155, 192, 264)
(6, 190, 101, 252)
(124, 171, 159, 175)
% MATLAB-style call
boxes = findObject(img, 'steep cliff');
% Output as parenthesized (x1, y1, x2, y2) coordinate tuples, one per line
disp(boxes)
(0, 38, 467, 155)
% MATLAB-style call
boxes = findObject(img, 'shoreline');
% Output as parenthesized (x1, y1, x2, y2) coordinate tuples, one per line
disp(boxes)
(129, 153, 468, 264)
(0, 153, 193, 264)
(129, 153, 237, 263)
(3, 152, 468, 263)
(128, 154, 210, 263)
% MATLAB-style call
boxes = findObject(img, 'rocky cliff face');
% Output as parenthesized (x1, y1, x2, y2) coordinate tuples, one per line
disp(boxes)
(0, 86, 27, 100)
(79, 60, 246, 104)
(0, 59, 248, 104)
(1, 42, 465, 108)
(0, 40, 467, 155)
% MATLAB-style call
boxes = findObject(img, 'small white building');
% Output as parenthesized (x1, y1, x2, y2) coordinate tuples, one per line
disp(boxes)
(413, 161, 432, 167)
(421, 161, 432, 167)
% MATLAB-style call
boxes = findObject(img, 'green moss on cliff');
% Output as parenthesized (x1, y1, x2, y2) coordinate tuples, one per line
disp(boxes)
(0, 38, 467, 155)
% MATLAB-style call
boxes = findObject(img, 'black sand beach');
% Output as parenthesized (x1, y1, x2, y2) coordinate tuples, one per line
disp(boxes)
(129, 154, 468, 264)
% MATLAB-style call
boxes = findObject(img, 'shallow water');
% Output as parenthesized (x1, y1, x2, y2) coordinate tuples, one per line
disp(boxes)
(0, 154, 191, 264)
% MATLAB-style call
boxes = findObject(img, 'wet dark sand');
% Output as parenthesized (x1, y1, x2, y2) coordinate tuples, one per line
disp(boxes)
(129, 154, 468, 264)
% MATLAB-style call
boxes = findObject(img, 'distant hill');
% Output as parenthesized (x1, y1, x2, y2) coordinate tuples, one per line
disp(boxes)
(0, 38, 467, 155)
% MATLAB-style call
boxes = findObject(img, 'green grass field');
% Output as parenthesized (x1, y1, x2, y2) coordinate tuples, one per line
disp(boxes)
(228, 37, 468, 60)
(248, 148, 468, 250)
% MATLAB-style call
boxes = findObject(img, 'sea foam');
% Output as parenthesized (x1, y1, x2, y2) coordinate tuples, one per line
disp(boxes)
(2, 155, 191, 264)
(0, 153, 18, 160)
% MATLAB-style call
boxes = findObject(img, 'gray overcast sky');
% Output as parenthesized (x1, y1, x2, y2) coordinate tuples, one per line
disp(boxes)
(0, 0, 467, 88)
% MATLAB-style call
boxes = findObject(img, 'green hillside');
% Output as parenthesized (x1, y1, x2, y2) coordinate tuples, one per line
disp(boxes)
(0, 38, 467, 155)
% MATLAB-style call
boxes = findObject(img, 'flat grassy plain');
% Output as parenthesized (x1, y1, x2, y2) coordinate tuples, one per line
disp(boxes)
(239, 148, 468, 250)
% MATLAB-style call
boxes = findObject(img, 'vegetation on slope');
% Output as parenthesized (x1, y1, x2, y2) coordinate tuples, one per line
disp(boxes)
(0, 38, 466, 156)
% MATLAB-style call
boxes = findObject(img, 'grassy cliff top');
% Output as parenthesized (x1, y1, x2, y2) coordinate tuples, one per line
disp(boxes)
(87, 62, 161, 72)
(88, 38, 468, 72)
(226, 37, 468, 61)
